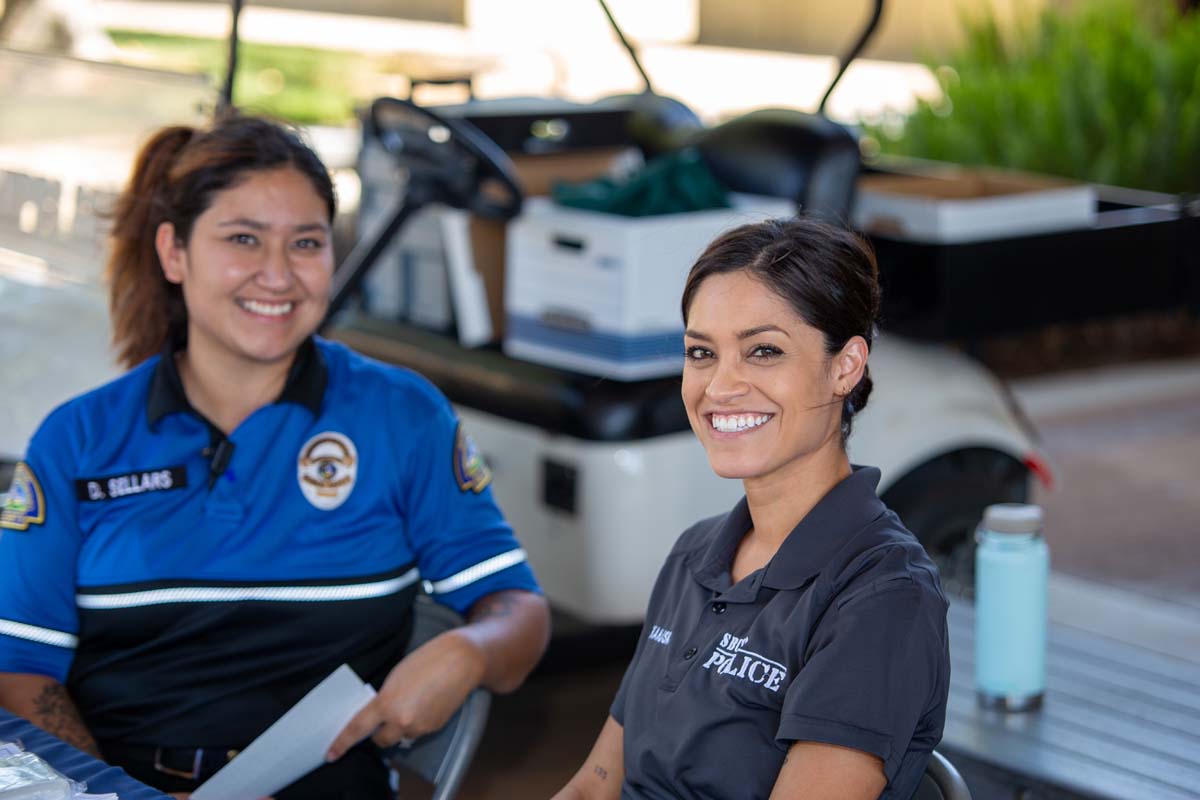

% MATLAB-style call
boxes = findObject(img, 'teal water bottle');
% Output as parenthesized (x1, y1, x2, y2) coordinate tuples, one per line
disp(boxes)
(975, 503, 1049, 711)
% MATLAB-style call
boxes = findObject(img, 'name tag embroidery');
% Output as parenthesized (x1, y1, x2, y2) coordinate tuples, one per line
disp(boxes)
(702, 632, 789, 693)
(75, 467, 188, 502)
(648, 625, 673, 645)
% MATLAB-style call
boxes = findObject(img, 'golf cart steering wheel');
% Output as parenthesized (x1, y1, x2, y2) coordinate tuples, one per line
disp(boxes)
(368, 96, 523, 220)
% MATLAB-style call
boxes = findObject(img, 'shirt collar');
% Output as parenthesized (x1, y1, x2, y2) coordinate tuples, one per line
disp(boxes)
(146, 335, 327, 429)
(687, 466, 887, 594)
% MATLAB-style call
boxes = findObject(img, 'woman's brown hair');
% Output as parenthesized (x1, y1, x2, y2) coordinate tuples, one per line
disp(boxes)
(106, 113, 336, 368)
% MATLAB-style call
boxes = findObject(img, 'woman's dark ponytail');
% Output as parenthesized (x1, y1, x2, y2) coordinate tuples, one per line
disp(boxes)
(842, 365, 874, 441)
(106, 125, 194, 368)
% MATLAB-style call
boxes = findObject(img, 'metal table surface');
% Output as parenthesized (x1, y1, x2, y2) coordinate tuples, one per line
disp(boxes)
(943, 600, 1200, 800)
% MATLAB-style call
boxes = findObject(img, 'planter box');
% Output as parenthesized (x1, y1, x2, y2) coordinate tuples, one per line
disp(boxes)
(854, 166, 1097, 243)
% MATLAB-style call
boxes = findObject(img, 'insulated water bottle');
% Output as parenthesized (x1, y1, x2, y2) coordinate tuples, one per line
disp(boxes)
(974, 503, 1049, 711)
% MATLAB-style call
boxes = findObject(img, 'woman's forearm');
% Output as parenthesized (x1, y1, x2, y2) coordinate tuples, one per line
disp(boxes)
(459, 589, 550, 694)
(0, 672, 101, 758)
(552, 715, 625, 800)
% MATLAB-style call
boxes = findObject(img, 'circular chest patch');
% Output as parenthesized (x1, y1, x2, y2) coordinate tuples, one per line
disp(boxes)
(297, 431, 358, 510)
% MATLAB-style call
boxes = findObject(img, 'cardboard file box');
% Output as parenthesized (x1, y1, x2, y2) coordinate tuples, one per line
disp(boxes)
(504, 195, 794, 380)
(854, 167, 1097, 244)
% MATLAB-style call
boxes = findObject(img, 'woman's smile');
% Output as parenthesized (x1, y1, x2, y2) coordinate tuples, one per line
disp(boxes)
(708, 412, 775, 435)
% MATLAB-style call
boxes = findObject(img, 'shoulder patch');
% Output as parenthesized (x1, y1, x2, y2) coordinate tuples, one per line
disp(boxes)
(1, 462, 46, 531)
(453, 423, 492, 494)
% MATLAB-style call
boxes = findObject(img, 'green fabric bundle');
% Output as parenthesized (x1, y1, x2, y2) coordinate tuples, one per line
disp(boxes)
(551, 148, 729, 216)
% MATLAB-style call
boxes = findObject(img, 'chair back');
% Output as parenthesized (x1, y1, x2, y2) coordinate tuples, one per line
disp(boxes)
(384, 594, 491, 800)
(914, 750, 972, 800)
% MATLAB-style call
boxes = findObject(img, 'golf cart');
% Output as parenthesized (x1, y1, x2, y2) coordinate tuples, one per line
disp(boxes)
(0, 0, 1048, 626)
(319, 0, 1046, 623)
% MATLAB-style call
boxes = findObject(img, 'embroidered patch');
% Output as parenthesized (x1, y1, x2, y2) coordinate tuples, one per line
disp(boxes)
(298, 431, 358, 510)
(75, 467, 188, 502)
(1, 462, 46, 531)
(701, 632, 789, 693)
(453, 423, 492, 494)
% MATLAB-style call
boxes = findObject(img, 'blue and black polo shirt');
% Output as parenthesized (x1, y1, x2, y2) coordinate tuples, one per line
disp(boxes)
(612, 466, 949, 800)
(0, 336, 538, 750)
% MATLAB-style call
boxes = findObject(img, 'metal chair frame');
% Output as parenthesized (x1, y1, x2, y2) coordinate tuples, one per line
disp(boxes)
(383, 594, 491, 800)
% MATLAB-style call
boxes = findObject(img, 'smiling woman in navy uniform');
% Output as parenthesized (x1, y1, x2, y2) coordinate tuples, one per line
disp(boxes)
(0, 113, 549, 798)
(555, 218, 950, 800)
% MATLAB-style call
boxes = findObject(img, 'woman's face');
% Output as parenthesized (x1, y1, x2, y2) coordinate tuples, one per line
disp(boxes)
(157, 166, 333, 369)
(682, 270, 849, 484)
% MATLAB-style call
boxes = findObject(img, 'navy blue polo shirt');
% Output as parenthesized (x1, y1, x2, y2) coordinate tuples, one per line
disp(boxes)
(0, 337, 538, 749)
(612, 466, 949, 800)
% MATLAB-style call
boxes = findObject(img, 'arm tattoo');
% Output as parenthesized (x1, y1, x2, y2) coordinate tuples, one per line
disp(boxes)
(31, 683, 101, 758)
(593, 765, 609, 780)
(469, 591, 520, 622)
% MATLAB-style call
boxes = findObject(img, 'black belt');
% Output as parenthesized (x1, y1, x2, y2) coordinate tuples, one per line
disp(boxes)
(103, 741, 240, 782)
(104, 739, 393, 799)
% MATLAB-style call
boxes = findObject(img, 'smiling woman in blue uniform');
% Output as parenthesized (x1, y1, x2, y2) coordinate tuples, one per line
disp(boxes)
(0, 113, 549, 798)
(555, 218, 950, 800)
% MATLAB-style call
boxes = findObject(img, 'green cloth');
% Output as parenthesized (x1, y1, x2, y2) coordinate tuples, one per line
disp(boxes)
(551, 148, 729, 216)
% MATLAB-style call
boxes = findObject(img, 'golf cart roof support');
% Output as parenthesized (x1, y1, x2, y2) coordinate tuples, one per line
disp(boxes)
(220, 0, 242, 111)
(596, 0, 656, 95)
(818, 0, 885, 115)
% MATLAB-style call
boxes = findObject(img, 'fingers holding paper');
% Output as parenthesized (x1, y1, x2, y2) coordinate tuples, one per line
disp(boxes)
(326, 629, 486, 761)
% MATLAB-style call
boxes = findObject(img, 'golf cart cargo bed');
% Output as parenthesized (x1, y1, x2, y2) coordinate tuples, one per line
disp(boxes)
(866, 183, 1200, 341)
(332, 314, 691, 442)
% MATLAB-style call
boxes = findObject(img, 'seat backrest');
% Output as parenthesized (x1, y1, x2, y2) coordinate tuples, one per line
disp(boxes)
(383, 595, 491, 800)
(913, 750, 972, 800)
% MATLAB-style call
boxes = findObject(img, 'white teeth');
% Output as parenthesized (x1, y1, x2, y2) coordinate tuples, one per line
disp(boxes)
(712, 414, 771, 433)
(240, 299, 293, 317)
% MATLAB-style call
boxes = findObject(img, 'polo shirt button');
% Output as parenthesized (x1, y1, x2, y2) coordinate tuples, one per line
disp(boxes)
(684, 647, 698, 660)
(712, 602, 727, 614)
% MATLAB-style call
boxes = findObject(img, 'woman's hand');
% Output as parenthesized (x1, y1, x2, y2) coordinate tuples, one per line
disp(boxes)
(325, 629, 486, 761)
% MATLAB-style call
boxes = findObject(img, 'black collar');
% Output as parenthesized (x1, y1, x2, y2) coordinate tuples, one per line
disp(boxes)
(146, 336, 327, 429)
(688, 466, 888, 594)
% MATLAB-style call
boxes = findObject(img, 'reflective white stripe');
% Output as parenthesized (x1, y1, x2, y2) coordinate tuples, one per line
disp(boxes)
(0, 618, 78, 649)
(76, 568, 420, 610)
(426, 549, 527, 595)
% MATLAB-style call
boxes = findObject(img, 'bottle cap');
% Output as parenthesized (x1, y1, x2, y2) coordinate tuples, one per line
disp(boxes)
(982, 503, 1043, 534)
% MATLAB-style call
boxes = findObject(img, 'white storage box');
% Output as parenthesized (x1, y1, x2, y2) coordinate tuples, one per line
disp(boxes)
(853, 167, 1097, 244)
(503, 195, 795, 380)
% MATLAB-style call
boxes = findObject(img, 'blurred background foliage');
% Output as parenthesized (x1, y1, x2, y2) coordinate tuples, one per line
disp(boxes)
(107, 31, 372, 125)
(866, 0, 1200, 194)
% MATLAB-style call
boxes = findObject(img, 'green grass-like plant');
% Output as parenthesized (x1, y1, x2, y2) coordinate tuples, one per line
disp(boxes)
(866, 0, 1200, 194)
(106, 30, 377, 125)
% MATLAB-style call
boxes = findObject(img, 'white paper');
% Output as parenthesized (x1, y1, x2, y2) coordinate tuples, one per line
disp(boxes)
(441, 208, 494, 347)
(191, 665, 376, 800)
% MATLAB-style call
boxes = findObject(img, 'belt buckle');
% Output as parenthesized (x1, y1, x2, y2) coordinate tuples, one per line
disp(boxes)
(153, 747, 203, 780)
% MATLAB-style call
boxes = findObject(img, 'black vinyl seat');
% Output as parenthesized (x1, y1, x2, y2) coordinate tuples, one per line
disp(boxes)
(914, 750, 972, 800)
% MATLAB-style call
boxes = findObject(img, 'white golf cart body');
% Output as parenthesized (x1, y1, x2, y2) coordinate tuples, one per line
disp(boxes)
(445, 334, 1037, 624)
